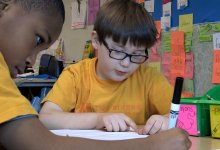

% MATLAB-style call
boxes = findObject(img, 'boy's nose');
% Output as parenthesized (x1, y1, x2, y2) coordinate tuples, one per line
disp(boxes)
(26, 54, 37, 66)
(120, 56, 131, 67)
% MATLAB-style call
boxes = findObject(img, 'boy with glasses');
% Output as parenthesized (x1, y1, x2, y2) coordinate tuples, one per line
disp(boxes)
(41, 0, 179, 136)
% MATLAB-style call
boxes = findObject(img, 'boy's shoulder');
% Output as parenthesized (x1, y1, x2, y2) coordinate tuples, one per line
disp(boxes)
(63, 58, 97, 74)
(138, 63, 161, 75)
(0, 52, 9, 72)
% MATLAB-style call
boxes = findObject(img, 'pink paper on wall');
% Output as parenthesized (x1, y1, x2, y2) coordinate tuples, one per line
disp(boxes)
(149, 42, 161, 62)
(87, 0, 100, 25)
(212, 50, 220, 83)
(177, 104, 198, 136)
(185, 52, 194, 79)
(162, 0, 171, 4)
(161, 52, 171, 64)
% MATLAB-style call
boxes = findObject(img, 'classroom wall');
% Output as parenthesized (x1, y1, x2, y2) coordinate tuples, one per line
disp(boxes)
(33, 0, 218, 97)
(33, 0, 106, 73)
(60, 0, 106, 63)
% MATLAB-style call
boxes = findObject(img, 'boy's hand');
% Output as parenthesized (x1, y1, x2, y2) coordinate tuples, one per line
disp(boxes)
(137, 115, 168, 135)
(97, 113, 137, 132)
(147, 128, 192, 150)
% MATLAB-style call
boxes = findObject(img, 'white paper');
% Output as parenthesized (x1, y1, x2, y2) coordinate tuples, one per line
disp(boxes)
(163, 2, 171, 16)
(50, 129, 148, 141)
(144, 0, 154, 13)
(71, 0, 87, 29)
(213, 33, 220, 50)
(161, 16, 171, 31)
(177, 0, 188, 10)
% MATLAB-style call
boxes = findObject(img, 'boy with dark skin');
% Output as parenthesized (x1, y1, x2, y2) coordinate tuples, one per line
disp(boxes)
(0, 0, 191, 150)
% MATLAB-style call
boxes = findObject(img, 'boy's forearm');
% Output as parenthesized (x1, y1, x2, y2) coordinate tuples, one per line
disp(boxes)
(0, 117, 190, 150)
(0, 117, 145, 150)
(39, 112, 103, 130)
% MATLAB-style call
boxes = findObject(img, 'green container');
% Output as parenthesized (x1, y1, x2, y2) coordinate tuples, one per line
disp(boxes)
(177, 85, 220, 136)
(178, 98, 211, 136)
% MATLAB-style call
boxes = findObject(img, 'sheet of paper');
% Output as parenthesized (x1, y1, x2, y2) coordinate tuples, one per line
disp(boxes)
(154, 21, 161, 39)
(177, 0, 188, 10)
(161, 16, 171, 31)
(71, 0, 87, 29)
(163, 2, 171, 16)
(212, 23, 220, 32)
(213, 33, 220, 50)
(50, 130, 148, 141)
(185, 52, 194, 79)
(162, 32, 171, 52)
(87, 0, 100, 25)
(179, 14, 193, 32)
(177, 104, 198, 136)
(212, 50, 220, 83)
(148, 62, 161, 72)
(170, 31, 186, 79)
(144, 0, 154, 13)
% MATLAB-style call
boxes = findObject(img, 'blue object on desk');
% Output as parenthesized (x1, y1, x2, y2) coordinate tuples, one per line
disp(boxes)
(31, 97, 42, 113)
(31, 87, 51, 112)
(25, 74, 57, 79)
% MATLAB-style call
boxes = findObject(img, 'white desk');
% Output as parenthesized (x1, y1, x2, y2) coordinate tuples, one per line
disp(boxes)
(51, 129, 220, 149)
(189, 136, 220, 150)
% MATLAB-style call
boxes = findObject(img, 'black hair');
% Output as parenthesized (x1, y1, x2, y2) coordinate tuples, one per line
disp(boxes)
(94, 0, 157, 49)
(15, 0, 65, 22)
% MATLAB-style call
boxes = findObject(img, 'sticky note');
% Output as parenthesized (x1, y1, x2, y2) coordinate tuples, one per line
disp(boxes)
(177, 104, 198, 135)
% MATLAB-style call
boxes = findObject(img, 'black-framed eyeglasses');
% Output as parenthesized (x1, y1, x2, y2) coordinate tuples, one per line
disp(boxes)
(102, 40, 148, 64)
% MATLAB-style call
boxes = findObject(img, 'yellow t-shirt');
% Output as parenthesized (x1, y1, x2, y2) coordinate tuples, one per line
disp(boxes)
(0, 52, 37, 123)
(44, 58, 173, 125)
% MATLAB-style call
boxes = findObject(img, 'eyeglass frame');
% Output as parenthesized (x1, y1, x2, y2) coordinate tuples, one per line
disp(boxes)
(102, 40, 148, 64)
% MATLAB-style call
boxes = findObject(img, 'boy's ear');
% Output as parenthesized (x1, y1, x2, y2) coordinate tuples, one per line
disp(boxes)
(91, 31, 99, 49)
(0, 0, 13, 15)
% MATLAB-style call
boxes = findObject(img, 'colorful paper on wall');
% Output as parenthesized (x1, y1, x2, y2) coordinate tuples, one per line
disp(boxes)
(184, 32, 193, 52)
(179, 14, 193, 32)
(87, 0, 100, 25)
(177, 104, 198, 136)
(161, 16, 171, 31)
(212, 50, 220, 83)
(185, 52, 194, 79)
(144, 0, 154, 13)
(182, 79, 194, 97)
(161, 52, 171, 65)
(155, 21, 161, 39)
(163, 2, 171, 16)
(199, 24, 213, 42)
(162, 32, 171, 52)
(170, 31, 185, 79)
(213, 33, 220, 50)
(136, 0, 144, 3)
(171, 31, 185, 45)
(177, 0, 188, 10)
(212, 23, 220, 32)
(71, 0, 87, 29)
(162, 64, 170, 78)
(161, 52, 171, 80)
(149, 44, 161, 62)
(210, 105, 220, 138)
(148, 62, 161, 72)
(162, 0, 171, 4)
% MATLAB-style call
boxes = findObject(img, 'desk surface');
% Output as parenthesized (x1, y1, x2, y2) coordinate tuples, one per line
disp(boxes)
(190, 136, 220, 150)
(51, 129, 220, 149)
(14, 78, 56, 87)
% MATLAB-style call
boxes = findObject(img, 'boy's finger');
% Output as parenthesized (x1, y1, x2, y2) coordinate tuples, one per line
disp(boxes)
(123, 116, 137, 131)
(143, 118, 156, 134)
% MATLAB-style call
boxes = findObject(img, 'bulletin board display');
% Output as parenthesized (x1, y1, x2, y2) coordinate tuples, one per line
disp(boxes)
(152, 0, 220, 27)
(155, 24, 216, 97)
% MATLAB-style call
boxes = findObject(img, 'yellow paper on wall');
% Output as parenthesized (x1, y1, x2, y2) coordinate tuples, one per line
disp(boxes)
(210, 105, 220, 138)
